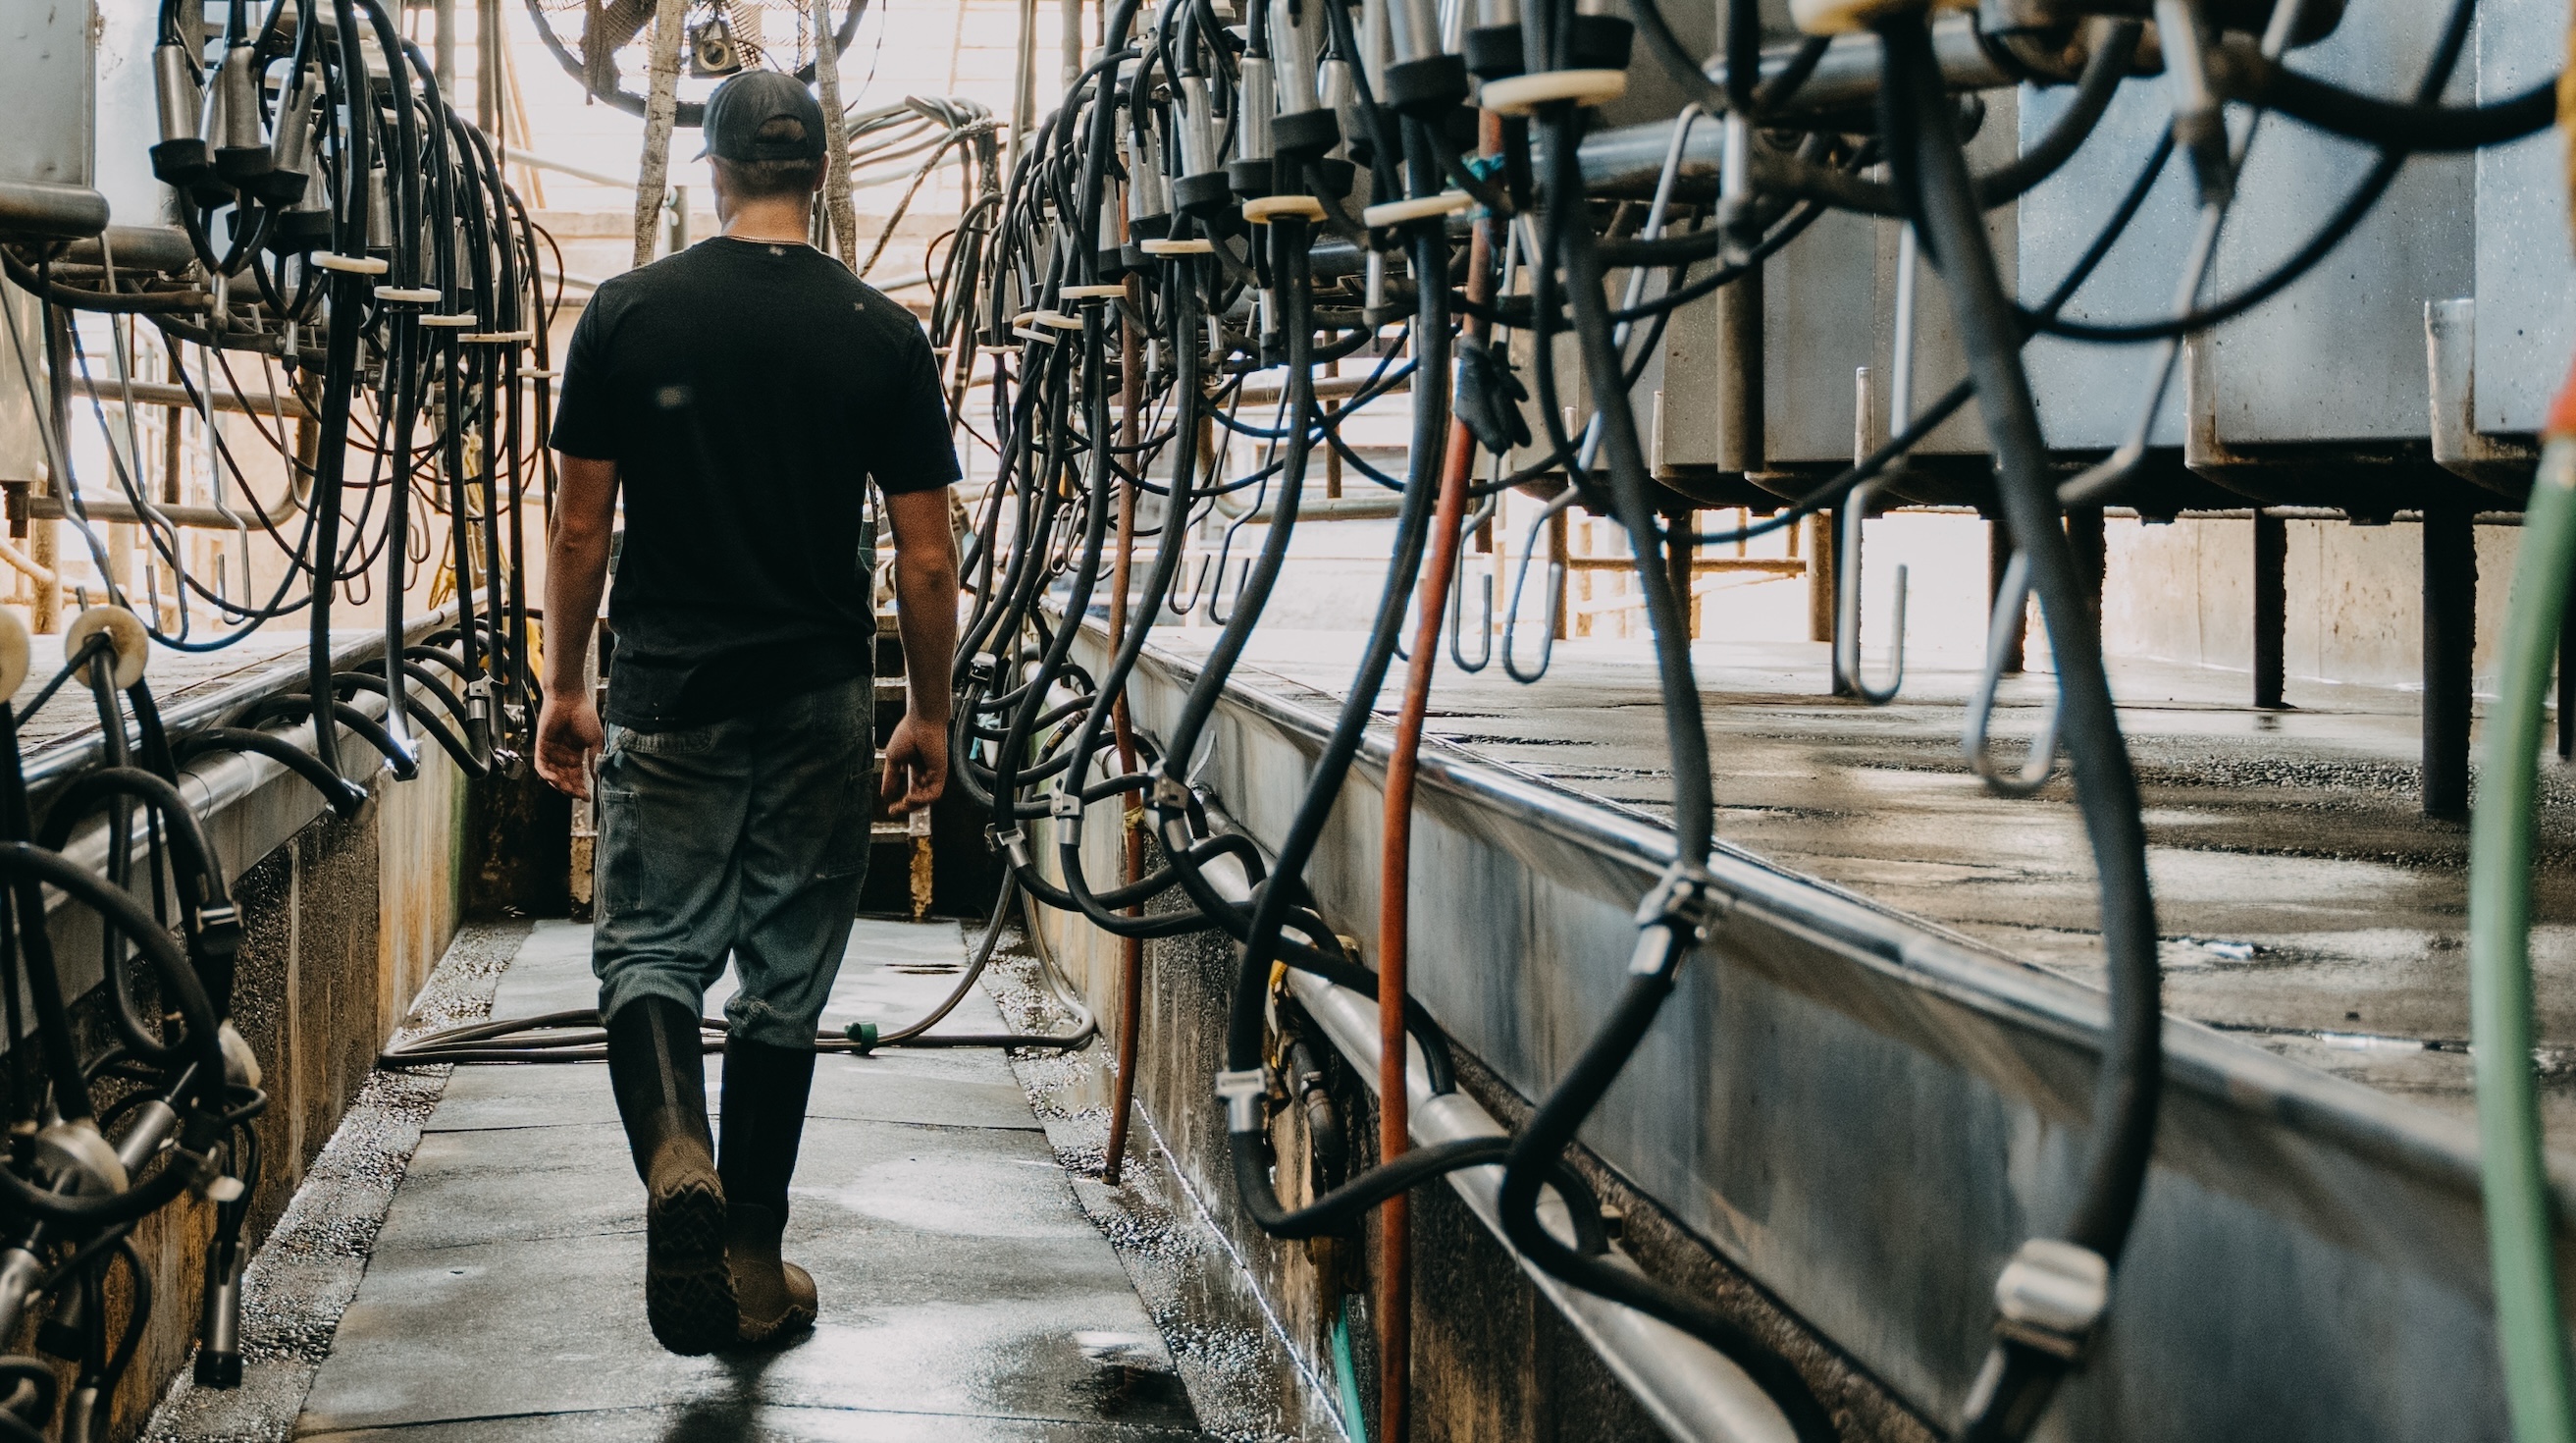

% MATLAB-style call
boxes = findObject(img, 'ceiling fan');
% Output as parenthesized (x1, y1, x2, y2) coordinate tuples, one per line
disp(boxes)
(520, 0, 868, 126)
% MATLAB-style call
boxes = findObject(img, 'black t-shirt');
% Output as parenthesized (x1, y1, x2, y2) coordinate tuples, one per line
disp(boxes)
(550, 236, 959, 729)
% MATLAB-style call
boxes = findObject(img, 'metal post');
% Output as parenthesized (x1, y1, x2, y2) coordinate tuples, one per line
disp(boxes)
(2065, 505, 2107, 632)
(2558, 582, 2574, 761)
(814, 0, 861, 267)
(1549, 507, 1569, 642)
(1716, 255, 1761, 477)
(2253, 509, 2287, 709)
(435, 0, 458, 93)
(1807, 509, 1835, 649)
(1061, 0, 1084, 93)
(2422, 504, 2476, 818)
(1007, 0, 1039, 179)
(1986, 518, 2024, 674)
(477, 0, 503, 139)
(1664, 505, 1696, 640)
(632, 0, 687, 270)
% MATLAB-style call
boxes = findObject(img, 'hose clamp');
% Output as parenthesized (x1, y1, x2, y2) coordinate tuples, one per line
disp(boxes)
(1629, 865, 1727, 977)
(1214, 1068, 1270, 1132)
(988, 824, 1031, 868)
(1634, 863, 1726, 939)
(1049, 789, 1082, 820)
(1991, 1238, 2110, 1361)
(1150, 771, 1192, 812)
(194, 901, 241, 957)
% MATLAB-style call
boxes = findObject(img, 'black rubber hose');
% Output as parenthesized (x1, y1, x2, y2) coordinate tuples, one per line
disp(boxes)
(0, 844, 226, 1224)
(172, 727, 368, 817)
(1483, 85, 1836, 1443)
(2234, 59, 2555, 152)
(1882, 15, 2162, 1437)
(230, 694, 417, 782)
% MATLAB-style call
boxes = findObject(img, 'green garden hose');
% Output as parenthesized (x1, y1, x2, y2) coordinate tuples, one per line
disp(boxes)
(2472, 402, 2576, 1443)
(1332, 1294, 1371, 1443)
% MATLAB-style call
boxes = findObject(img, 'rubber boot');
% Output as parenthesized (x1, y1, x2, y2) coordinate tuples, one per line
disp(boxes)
(719, 1035, 818, 1343)
(605, 997, 735, 1355)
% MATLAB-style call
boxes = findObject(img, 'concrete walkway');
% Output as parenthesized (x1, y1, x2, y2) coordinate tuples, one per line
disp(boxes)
(292, 918, 1207, 1441)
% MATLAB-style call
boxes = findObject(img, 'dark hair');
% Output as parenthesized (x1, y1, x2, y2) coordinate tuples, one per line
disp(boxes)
(712, 118, 824, 199)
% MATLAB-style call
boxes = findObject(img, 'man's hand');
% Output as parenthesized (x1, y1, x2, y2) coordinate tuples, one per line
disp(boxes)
(536, 691, 605, 799)
(879, 712, 948, 816)
(539, 452, 618, 801)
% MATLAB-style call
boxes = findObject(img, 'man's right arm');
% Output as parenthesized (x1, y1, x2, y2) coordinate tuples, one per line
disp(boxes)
(535, 454, 618, 799)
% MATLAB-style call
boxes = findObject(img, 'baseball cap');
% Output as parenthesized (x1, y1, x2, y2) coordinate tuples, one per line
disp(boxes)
(697, 71, 829, 164)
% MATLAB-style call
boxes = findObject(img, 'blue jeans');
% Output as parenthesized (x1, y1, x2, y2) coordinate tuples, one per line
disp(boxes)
(593, 678, 874, 1049)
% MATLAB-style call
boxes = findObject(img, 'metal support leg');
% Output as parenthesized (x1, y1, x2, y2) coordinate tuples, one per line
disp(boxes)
(1663, 505, 1696, 641)
(1822, 506, 1850, 695)
(1986, 518, 2024, 675)
(2065, 505, 2107, 637)
(2559, 581, 2574, 761)
(2422, 504, 2476, 819)
(2253, 509, 2286, 710)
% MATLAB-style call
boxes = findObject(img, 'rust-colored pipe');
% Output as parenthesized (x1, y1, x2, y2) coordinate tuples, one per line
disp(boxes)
(1376, 125, 1498, 1439)
(1103, 237, 1148, 1188)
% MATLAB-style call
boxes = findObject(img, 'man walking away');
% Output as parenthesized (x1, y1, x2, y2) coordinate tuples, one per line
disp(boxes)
(533, 69, 961, 1356)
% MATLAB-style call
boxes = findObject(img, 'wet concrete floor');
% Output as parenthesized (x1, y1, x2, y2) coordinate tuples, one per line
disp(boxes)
(1169, 628, 2576, 1142)
(287, 919, 1211, 1441)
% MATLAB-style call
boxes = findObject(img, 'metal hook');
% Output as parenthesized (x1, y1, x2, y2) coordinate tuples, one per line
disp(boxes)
(1835, 367, 1907, 705)
(1963, 549, 2062, 796)
(1207, 557, 1253, 623)
(1501, 489, 1578, 684)
(1449, 568, 1494, 672)
(1172, 554, 1214, 615)
(1448, 495, 1498, 672)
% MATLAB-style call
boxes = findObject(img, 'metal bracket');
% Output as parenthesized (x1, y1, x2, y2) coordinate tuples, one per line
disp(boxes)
(1633, 863, 1727, 939)
(2426, 298, 2538, 495)
(1214, 1068, 1270, 1133)
(1049, 789, 1082, 820)
(1991, 1238, 2111, 1361)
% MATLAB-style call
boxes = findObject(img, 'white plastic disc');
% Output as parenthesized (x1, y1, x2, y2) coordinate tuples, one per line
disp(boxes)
(312, 252, 391, 275)
(0, 607, 29, 702)
(1479, 69, 1628, 116)
(1242, 194, 1327, 225)
(65, 606, 148, 691)
(1363, 191, 1476, 228)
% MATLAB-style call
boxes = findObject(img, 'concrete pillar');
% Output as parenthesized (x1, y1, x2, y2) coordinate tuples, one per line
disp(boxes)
(2253, 510, 2286, 709)
(2421, 505, 2475, 819)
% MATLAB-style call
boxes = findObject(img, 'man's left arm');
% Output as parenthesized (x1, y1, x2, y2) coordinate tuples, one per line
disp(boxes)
(879, 485, 959, 815)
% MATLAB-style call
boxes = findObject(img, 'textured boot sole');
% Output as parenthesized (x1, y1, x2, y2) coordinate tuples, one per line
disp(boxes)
(645, 1166, 736, 1355)
(734, 1260, 818, 1346)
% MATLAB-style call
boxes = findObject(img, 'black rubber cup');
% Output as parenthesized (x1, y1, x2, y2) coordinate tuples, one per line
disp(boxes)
(1229, 158, 1276, 199)
(1566, 15, 1635, 73)
(1174, 170, 1235, 218)
(1464, 26, 1524, 80)
(1383, 54, 1470, 115)
(1272, 107, 1343, 159)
